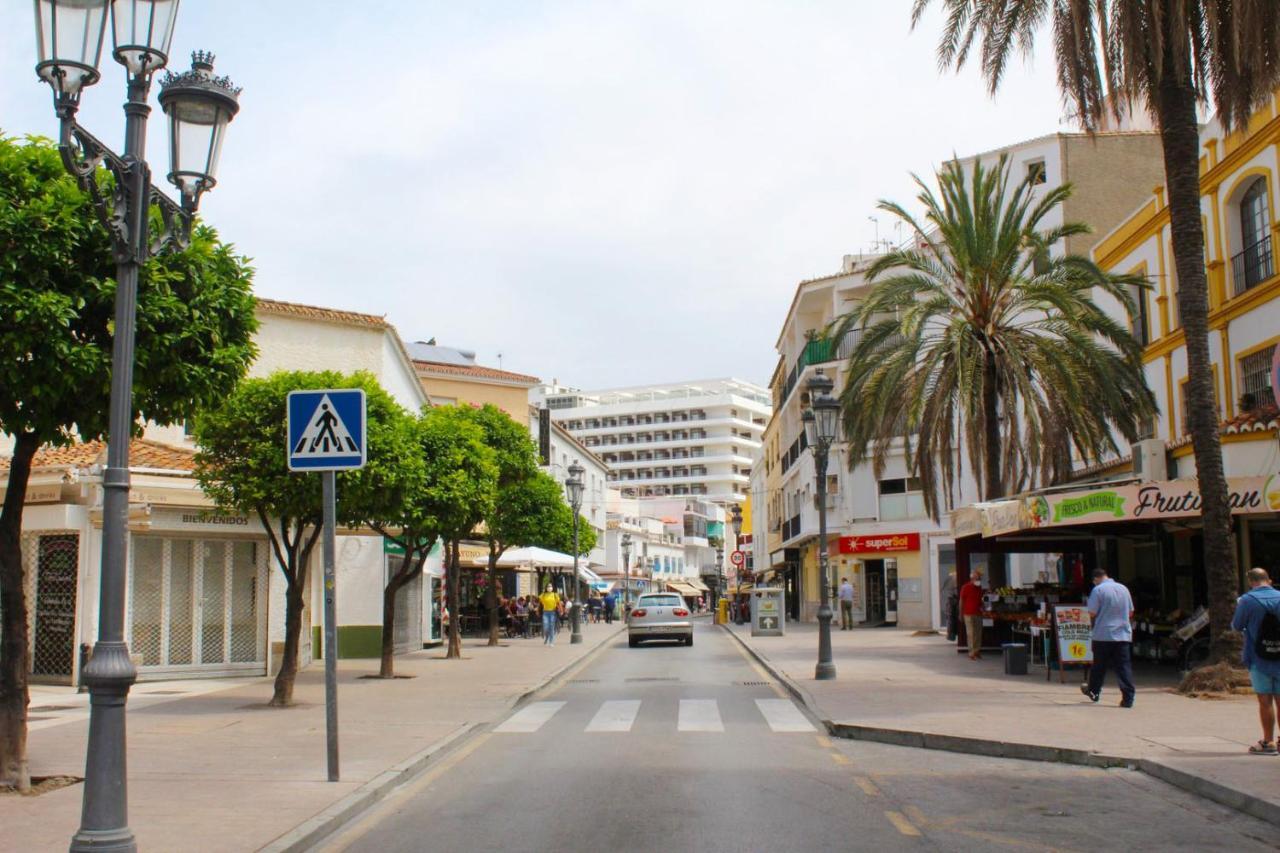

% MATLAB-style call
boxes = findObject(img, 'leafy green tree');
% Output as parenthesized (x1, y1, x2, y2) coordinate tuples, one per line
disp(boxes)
(459, 406, 541, 646)
(193, 371, 409, 704)
(911, 0, 1280, 666)
(483, 472, 572, 642)
(831, 155, 1156, 517)
(360, 407, 495, 675)
(0, 134, 255, 791)
(420, 407, 498, 659)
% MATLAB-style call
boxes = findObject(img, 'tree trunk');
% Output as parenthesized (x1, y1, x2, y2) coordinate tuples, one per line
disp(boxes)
(446, 540, 462, 659)
(981, 354, 1004, 501)
(0, 432, 38, 791)
(486, 542, 502, 646)
(379, 577, 399, 678)
(272, 582, 305, 706)
(1156, 53, 1239, 666)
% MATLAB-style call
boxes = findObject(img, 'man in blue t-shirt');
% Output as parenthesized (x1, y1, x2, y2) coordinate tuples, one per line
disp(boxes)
(1082, 568, 1135, 707)
(1232, 567, 1280, 754)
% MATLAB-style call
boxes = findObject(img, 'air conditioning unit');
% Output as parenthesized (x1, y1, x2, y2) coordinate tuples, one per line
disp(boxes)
(1132, 438, 1167, 481)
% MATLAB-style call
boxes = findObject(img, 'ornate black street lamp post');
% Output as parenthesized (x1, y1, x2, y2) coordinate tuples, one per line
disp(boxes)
(803, 371, 840, 681)
(565, 462, 585, 644)
(729, 502, 743, 613)
(32, 2, 240, 849)
(620, 531, 632, 621)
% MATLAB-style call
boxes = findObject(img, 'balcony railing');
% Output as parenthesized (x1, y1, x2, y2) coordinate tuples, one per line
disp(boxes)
(1233, 235, 1276, 296)
(781, 514, 802, 542)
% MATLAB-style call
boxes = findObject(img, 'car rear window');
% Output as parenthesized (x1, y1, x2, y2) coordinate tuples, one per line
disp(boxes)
(639, 596, 682, 607)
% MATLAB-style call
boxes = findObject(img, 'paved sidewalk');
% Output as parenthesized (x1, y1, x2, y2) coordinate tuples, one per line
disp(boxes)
(1, 623, 623, 852)
(725, 621, 1280, 826)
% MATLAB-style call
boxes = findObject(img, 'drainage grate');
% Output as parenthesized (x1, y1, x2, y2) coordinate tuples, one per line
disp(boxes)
(625, 677, 678, 683)
(568, 679, 599, 684)
(739, 681, 773, 687)
(29, 705, 77, 712)
(140, 690, 186, 695)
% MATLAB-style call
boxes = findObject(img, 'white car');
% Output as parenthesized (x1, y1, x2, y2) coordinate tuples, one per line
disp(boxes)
(628, 593, 693, 647)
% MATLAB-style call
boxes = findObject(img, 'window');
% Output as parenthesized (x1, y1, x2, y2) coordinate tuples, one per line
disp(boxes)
(1239, 344, 1277, 409)
(1234, 178, 1274, 295)
(1128, 278, 1150, 347)
(878, 477, 925, 521)
(1026, 159, 1047, 185)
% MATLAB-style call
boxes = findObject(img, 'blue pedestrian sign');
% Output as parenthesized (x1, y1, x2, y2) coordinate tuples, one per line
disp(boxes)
(287, 389, 367, 471)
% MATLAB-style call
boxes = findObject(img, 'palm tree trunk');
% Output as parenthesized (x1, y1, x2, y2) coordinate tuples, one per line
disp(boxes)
(982, 353, 1004, 500)
(1156, 51, 1238, 665)
(0, 432, 38, 791)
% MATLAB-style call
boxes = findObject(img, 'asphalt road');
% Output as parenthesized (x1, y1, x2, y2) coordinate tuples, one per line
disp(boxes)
(322, 621, 1277, 853)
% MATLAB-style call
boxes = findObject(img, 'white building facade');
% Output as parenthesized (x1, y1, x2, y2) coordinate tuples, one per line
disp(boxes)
(532, 378, 770, 504)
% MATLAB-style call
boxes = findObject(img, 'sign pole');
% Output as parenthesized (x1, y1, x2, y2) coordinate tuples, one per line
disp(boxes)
(322, 470, 340, 782)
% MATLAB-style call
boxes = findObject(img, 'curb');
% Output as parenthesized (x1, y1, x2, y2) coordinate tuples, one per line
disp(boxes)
(719, 623, 1280, 830)
(258, 723, 480, 853)
(260, 624, 625, 852)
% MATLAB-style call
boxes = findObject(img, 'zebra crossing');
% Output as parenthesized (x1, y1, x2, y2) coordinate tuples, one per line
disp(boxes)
(494, 697, 815, 734)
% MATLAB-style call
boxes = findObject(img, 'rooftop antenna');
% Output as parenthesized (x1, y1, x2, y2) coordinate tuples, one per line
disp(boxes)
(497, 352, 504, 369)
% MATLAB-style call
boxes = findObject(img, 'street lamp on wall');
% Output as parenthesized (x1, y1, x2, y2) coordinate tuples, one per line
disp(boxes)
(804, 370, 840, 681)
(32, 3, 240, 849)
(566, 461, 585, 644)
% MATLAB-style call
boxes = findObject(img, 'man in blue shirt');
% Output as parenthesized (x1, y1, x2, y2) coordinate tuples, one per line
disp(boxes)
(1231, 567, 1280, 754)
(1082, 568, 1135, 707)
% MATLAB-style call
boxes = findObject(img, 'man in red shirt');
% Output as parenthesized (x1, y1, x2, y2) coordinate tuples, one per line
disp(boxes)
(959, 569, 985, 660)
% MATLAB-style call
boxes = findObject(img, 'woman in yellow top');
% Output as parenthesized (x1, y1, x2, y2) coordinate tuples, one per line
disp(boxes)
(539, 588, 561, 644)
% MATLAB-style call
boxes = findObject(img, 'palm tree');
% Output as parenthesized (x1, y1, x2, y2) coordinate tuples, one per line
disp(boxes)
(910, 0, 1280, 663)
(832, 155, 1156, 521)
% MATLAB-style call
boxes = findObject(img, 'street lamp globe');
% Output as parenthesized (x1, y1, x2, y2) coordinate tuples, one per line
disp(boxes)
(730, 503, 743, 538)
(620, 531, 632, 566)
(111, 0, 180, 75)
(34, 0, 110, 99)
(802, 407, 817, 450)
(565, 461, 585, 511)
(158, 51, 241, 210)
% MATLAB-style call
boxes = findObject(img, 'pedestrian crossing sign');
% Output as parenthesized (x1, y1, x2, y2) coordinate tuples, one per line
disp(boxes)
(287, 389, 367, 471)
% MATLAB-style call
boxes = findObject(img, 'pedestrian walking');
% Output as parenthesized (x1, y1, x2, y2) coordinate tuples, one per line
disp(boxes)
(602, 591, 616, 624)
(838, 577, 855, 630)
(1231, 567, 1280, 754)
(959, 569, 985, 660)
(1081, 568, 1135, 707)
(539, 586, 560, 644)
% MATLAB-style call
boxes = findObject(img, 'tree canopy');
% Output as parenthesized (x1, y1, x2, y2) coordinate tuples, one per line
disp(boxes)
(831, 155, 1156, 517)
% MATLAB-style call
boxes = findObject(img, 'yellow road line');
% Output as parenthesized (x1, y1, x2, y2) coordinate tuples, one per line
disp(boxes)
(904, 805, 928, 827)
(814, 735, 832, 748)
(854, 776, 880, 797)
(830, 752, 851, 765)
(885, 811, 922, 837)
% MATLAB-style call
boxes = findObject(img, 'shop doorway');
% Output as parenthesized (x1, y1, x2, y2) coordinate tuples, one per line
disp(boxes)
(864, 560, 886, 625)
(128, 535, 270, 679)
(387, 556, 423, 655)
(29, 534, 79, 683)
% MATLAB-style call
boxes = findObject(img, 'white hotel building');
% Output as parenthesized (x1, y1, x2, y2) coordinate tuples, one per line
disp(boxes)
(532, 379, 770, 504)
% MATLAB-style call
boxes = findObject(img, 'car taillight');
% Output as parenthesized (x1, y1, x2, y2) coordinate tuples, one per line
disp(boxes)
(673, 608, 689, 617)
(631, 609, 646, 618)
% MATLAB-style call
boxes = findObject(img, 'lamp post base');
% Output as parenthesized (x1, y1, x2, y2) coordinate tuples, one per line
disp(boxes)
(815, 604, 836, 681)
(570, 604, 583, 644)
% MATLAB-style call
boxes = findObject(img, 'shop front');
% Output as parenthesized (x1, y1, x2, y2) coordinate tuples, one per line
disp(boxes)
(950, 472, 1280, 667)
(832, 533, 927, 628)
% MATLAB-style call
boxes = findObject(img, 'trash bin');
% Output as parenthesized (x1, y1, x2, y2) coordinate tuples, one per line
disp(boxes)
(1002, 642, 1028, 676)
(716, 598, 729, 625)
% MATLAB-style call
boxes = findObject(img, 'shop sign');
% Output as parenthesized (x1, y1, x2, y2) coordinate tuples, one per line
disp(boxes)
(149, 507, 255, 532)
(1024, 473, 1278, 529)
(1053, 606, 1093, 664)
(980, 500, 1022, 536)
(383, 536, 437, 556)
(24, 484, 62, 504)
(951, 507, 984, 538)
(838, 532, 920, 554)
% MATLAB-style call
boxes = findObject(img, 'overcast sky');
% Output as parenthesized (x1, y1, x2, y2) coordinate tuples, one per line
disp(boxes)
(1, 2, 1072, 391)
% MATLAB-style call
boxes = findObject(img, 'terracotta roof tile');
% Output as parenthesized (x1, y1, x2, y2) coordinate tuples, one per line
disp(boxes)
(256, 298, 390, 330)
(1222, 404, 1280, 434)
(414, 360, 540, 385)
(0, 438, 194, 474)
